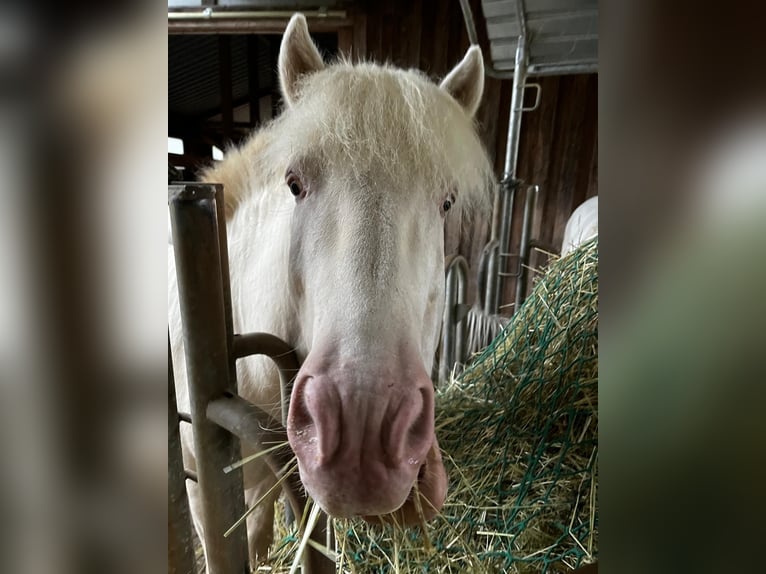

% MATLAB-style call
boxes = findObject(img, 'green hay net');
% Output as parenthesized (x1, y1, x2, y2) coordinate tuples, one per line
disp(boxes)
(330, 238, 599, 573)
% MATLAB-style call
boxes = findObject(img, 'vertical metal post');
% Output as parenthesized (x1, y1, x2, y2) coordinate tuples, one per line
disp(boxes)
(168, 335, 195, 574)
(493, 31, 528, 314)
(169, 184, 249, 574)
(441, 256, 468, 382)
(514, 184, 538, 310)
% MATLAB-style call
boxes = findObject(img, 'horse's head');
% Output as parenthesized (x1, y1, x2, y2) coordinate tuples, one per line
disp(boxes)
(274, 14, 492, 522)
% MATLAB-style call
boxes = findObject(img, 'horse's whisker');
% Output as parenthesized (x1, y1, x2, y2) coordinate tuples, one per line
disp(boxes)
(223, 441, 291, 474)
(224, 462, 298, 538)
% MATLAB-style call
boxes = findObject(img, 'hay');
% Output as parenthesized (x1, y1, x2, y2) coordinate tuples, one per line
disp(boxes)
(262, 238, 598, 573)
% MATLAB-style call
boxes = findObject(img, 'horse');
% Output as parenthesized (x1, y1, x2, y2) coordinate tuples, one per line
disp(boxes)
(561, 196, 598, 256)
(169, 13, 494, 568)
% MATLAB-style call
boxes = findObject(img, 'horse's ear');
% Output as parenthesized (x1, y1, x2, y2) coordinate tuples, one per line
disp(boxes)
(440, 45, 485, 117)
(278, 14, 325, 106)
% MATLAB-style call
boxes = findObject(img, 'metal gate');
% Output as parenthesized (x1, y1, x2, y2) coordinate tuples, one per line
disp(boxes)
(167, 183, 334, 574)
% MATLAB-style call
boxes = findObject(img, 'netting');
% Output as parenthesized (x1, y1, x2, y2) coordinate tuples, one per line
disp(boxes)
(263, 238, 598, 573)
(332, 238, 598, 573)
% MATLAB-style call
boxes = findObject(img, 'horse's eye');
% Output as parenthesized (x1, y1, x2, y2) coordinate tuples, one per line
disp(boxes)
(286, 174, 303, 197)
(442, 199, 452, 212)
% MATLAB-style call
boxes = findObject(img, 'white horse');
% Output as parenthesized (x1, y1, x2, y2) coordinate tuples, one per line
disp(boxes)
(561, 196, 598, 256)
(169, 14, 493, 567)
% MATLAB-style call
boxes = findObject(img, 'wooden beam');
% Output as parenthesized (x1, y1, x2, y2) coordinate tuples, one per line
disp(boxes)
(338, 27, 353, 59)
(352, 12, 367, 62)
(247, 36, 260, 128)
(218, 36, 233, 144)
(168, 18, 352, 35)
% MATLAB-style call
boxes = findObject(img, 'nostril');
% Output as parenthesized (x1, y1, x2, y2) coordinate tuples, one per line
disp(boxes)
(385, 384, 434, 467)
(288, 376, 341, 465)
(287, 379, 313, 431)
(407, 386, 435, 458)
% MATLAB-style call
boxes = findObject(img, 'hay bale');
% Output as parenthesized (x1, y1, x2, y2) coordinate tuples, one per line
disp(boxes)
(265, 238, 598, 573)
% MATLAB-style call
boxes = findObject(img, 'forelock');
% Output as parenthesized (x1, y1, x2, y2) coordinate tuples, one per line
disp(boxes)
(265, 61, 495, 213)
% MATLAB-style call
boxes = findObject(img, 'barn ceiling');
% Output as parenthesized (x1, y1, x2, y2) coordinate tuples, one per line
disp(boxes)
(480, 0, 598, 75)
(168, 32, 337, 145)
(168, 34, 276, 119)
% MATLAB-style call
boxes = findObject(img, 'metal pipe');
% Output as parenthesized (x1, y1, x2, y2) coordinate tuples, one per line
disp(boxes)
(206, 395, 335, 574)
(492, 25, 529, 313)
(483, 240, 500, 315)
(206, 395, 301, 517)
(231, 331, 299, 527)
(213, 185, 238, 394)
(493, 176, 518, 313)
(441, 256, 468, 382)
(453, 259, 468, 366)
(440, 273, 456, 384)
(514, 184, 538, 311)
(168, 9, 347, 20)
(169, 184, 249, 574)
(168, 336, 195, 574)
(232, 332, 301, 426)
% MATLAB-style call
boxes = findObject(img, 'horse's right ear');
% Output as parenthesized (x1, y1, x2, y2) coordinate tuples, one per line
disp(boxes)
(278, 14, 325, 106)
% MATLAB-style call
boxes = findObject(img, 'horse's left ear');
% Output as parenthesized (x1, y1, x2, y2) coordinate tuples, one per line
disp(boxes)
(440, 45, 485, 117)
(279, 14, 325, 106)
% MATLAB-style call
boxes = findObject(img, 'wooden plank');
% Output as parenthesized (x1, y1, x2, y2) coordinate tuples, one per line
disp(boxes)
(573, 74, 598, 208)
(168, 17, 353, 35)
(446, 0, 468, 73)
(338, 26, 353, 59)
(430, 0, 450, 75)
(407, 0, 423, 68)
(547, 75, 590, 251)
(352, 11, 367, 61)
(218, 36, 233, 143)
(418, 0, 436, 72)
(247, 36, 260, 127)
(365, 0, 382, 61)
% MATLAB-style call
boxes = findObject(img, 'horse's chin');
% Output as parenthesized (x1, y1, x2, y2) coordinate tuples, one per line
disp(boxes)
(362, 437, 447, 526)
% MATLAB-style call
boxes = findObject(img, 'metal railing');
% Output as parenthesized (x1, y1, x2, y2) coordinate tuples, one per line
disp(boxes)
(168, 183, 333, 574)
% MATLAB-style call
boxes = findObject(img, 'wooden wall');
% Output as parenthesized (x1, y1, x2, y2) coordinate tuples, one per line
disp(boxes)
(358, 0, 598, 313)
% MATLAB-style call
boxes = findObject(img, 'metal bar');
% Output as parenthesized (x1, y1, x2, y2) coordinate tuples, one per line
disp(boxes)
(483, 240, 500, 315)
(494, 62, 598, 76)
(168, 19, 352, 35)
(514, 184, 538, 310)
(493, 28, 528, 314)
(212, 185, 238, 394)
(206, 395, 335, 574)
(206, 396, 299, 512)
(440, 256, 468, 382)
(492, 176, 518, 312)
(439, 255, 468, 381)
(169, 184, 249, 574)
(168, 335, 196, 574)
(168, 9, 348, 20)
(232, 332, 301, 425)
(452, 258, 468, 366)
